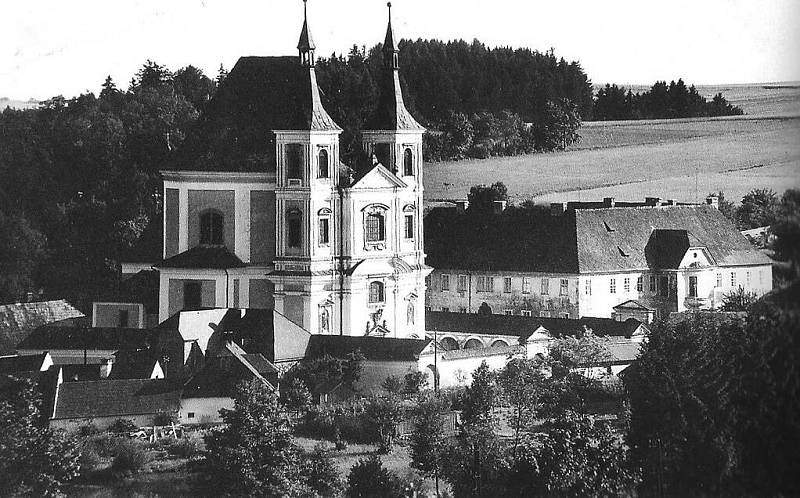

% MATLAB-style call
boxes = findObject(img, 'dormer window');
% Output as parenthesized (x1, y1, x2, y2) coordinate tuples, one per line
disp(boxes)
(200, 210, 224, 245)
(286, 144, 302, 182)
(403, 148, 414, 176)
(318, 148, 329, 178)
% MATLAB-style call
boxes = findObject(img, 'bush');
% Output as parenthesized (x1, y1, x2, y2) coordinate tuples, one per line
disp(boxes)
(153, 411, 178, 426)
(78, 447, 102, 473)
(85, 433, 124, 457)
(77, 422, 99, 437)
(166, 435, 203, 459)
(346, 455, 405, 498)
(108, 418, 138, 434)
(111, 440, 153, 475)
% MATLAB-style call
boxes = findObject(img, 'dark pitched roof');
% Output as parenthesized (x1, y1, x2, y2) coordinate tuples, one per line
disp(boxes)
(157, 245, 245, 269)
(575, 206, 771, 272)
(183, 343, 275, 398)
(52, 379, 181, 420)
(0, 353, 48, 374)
(109, 349, 161, 380)
(426, 311, 644, 340)
(61, 364, 102, 382)
(0, 300, 84, 354)
(363, 67, 424, 131)
(425, 205, 770, 274)
(306, 335, 429, 362)
(18, 325, 162, 352)
(171, 56, 340, 172)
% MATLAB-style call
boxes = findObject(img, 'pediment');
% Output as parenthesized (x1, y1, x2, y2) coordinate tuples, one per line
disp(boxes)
(351, 164, 407, 189)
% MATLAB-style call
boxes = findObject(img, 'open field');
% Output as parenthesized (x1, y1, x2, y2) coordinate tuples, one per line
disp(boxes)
(424, 115, 800, 206)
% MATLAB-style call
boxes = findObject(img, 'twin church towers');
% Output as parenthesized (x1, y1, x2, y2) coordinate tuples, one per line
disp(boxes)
(155, 2, 431, 339)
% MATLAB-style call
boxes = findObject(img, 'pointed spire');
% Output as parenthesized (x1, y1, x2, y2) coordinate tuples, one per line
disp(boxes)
(297, 0, 316, 66)
(382, 2, 399, 69)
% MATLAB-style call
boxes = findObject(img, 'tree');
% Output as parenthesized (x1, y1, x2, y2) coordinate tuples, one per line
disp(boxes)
(302, 444, 343, 497)
(0, 376, 81, 497)
(203, 379, 311, 496)
(365, 395, 403, 453)
(770, 188, 800, 281)
(404, 370, 428, 394)
(410, 395, 449, 496)
(467, 183, 508, 215)
(736, 188, 778, 229)
(497, 358, 546, 457)
(0, 211, 46, 303)
(440, 420, 509, 498)
(461, 361, 500, 426)
(346, 455, 405, 498)
(720, 286, 759, 311)
(279, 377, 312, 414)
(508, 412, 639, 497)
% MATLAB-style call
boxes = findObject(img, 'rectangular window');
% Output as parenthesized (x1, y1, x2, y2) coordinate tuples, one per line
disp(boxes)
(730, 271, 737, 287)
(521, 310, 532, 317)
(365, 212, 385, 242)
(624, 277, 630, 293)
(759, 269, 764, 285)
(503, 277, 512, 293)
(442, 307, 450, 312)
(522, 277, 531, 294)
(318, 218, 330, 245)
(659, 276, 669, 297)
(541, 278, 549, 295)
(118, 310, 129, 328)
(716, 272, 723, 287)
(746, 271, 751, 287)
(286, 144, 302, 181)
(476, 276, 494, 293)
(540, 311, 551, 318)
(689, 276, 698, 297)
(184, 282, 202, 310)
(636, 276, 643, 292)
(187, 412, 195, 419)
(610, 278, 616, 294)
(650, 275, 657, 294)
(404, 215, 414, 239)
(457, 275, 468, 293)
(585, 279, 592, 296)
(503, 309, 513, 316)
(458, 307, 467, 313)
(441, 274, 450, 291)
(560, 278, 569, 296)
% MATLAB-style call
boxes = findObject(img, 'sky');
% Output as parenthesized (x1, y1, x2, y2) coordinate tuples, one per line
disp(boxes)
(1, 0, 799, 100)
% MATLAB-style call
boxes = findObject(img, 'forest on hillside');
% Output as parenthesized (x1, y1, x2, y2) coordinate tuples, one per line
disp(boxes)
(0, 39, 746, 309)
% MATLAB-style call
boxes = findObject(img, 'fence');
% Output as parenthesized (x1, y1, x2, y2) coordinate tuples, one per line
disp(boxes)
(396, 410, 461, 437)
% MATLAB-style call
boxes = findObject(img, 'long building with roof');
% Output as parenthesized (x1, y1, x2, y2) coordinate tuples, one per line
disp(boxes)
(424, 197, 773, 320)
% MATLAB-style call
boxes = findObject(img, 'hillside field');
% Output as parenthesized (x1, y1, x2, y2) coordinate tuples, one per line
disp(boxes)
(424, 84, 800, 206)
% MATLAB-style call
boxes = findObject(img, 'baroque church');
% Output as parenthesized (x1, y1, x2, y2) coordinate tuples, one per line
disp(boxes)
(153, 2, 431, 339)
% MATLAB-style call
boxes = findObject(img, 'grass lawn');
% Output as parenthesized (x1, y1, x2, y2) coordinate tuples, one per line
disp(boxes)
(424, 115, 800, 206)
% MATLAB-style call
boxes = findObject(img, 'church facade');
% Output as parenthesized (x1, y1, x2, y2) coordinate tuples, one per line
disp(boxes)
(155, 4, 431, 339)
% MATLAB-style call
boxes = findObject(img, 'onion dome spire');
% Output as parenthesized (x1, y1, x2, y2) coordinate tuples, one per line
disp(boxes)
(297, 0, 316, 66)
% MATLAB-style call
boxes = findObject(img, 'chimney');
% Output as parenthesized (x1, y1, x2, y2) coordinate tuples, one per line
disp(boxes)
(492, 200, 507, 214)
(455, 200, 469, 213)
(550, 202, 568, 216)
(666, 199, 677, 206)
(100, 358, 113, 379)
(645, 196, 661, 206)
(705, 195, 719, 209)
(603, 197, 616, 208)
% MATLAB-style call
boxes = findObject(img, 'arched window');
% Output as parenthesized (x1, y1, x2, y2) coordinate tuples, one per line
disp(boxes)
(369, 281, 384, 303)
(464, 338, 483, 349)
(319, 307, 330, 334)
(286, 144, 302, 181)
(318, 208, 331, 246)
(365, 211, 385, 243)
(403, 148, 414, 176)
(287, 209, 302, 248)
(439, 337, 459, 351)
(318, 148, 329, 178)
(407, 302, 415, 325)
(200, 210, 224, 245)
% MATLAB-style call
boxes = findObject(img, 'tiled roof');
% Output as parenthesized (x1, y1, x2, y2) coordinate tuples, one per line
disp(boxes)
(109, 349, 161, 380)
(306, 335, 430, 362)
(441, 344, 524, 361)
(426, 311, 645, 340)
(182, 343, 275, 398)
(18, 325, 162, 352)
(0, 300, 84, 354)
(424, 205, 770, 274)
(52, 379, 181, 420)
(0, 353, 48, 373)
(601, 338, 641, 363)
(171, 56, 340, 172)
(157, 246, 245, 269)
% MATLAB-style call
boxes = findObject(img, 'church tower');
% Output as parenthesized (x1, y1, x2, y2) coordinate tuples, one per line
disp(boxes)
(270, 0, 343, 335)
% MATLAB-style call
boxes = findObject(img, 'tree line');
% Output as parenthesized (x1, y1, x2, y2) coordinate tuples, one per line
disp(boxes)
(593, 79, 743, 120)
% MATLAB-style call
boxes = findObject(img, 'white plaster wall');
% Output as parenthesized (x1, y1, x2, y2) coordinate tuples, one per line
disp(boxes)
(180, 397, 233, 425)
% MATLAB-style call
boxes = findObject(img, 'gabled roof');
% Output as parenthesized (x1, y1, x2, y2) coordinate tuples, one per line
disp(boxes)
(613, 300, 654, 311)
(305, 335, 430, 362)
(182, 342, 275, 398)
(171, 56, 340, 172)
(349, 162, 407, 189)
(109, 349, 162, 380)
(0, 300, 84, 354)
(18, 325, 162, 352)
(157, 246, 245, 269)
(425, 311, 645, 340)
(0, 353, 50, 374)
(425, 205, 771, 274)
(52, 379, 181, 420)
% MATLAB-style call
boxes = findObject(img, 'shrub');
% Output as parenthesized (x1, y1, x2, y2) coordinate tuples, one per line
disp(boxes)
(85, 433, 124, 457)
(77, 422, 99, 437)
(346, 455, 405, 498)
(111, 440, 153, 475)
(108, 418, 138, 434)
(78, 447, 102, 472)
(166, 435, 203, 459)
(153, 411, 178, 426)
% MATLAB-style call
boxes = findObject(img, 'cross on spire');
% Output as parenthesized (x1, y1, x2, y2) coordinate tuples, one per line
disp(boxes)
(297, 0, 316, 66)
